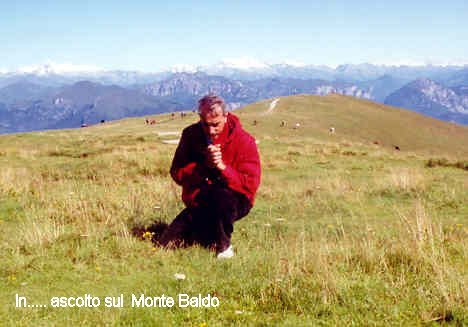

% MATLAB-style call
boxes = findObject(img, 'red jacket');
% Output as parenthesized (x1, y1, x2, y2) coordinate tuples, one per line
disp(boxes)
(170, 113, 261, 207)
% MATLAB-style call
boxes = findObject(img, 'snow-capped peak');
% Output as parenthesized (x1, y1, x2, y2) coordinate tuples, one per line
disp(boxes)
(169, 64, 198, 73)
(425, 59, 468, 67)
(279, 60, 307, 67)
(216, 57, 270, 70)
(17, 62, 102, 75)
(369, 59, 468, 67)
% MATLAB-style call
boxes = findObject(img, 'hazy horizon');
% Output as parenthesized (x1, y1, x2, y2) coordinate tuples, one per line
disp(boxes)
(0, 58, 466, 76)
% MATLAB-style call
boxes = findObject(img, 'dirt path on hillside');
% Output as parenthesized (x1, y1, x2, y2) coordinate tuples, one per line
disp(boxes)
(264, 98, 280, 115)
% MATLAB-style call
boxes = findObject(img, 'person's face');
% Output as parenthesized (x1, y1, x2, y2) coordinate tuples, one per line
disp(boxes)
(199, 104, 227, 141)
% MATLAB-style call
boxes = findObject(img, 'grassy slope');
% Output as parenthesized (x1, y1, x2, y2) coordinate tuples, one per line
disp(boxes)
(0, 95, 467, 326)
(240, 94, 468, 157)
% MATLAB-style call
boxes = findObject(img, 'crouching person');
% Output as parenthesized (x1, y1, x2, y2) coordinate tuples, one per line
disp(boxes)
(159, 95, 261, 259)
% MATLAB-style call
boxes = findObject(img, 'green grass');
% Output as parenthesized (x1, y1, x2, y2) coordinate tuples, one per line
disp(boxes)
(1, 95, 467, 326)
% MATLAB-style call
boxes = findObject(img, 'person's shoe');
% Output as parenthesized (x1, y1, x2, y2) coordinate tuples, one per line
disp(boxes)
(217, 245, 234, 259)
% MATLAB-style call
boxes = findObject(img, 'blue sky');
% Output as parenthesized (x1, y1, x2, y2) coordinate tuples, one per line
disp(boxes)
(1, 0, 467, 72)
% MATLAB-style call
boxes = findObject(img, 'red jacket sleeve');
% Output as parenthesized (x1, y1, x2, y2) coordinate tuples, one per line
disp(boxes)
(170, 129, 204, 187)
(220, 136, 261, 203)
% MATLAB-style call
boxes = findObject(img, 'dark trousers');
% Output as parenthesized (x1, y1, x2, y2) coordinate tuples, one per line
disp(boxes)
(159, 186, 252, 251)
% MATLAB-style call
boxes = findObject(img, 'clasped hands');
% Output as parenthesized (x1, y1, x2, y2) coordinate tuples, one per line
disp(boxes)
(206, 144, 226, 171)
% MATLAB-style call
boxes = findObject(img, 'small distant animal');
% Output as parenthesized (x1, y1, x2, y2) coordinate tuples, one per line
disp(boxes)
(280, 120, 287, 127)
(150, 119, 156, 125)
(373, 140, 380, 145)
(100, 119, 105, 124)
(329, 127, 335, 134)
(293, 123, 301, 129)
(253, 120, 258, 126)
(81, 123, 88, 128)
(394, 145, 400, 151)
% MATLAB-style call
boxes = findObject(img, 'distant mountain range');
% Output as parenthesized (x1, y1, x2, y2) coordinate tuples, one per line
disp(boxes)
(385, 79, 468, 124)
(2, 62, 466, 86)
(0, 63, 466, 133)
(0, 81, 176, 134)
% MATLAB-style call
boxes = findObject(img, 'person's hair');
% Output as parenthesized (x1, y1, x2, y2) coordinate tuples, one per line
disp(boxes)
(198, 94, 227, 115)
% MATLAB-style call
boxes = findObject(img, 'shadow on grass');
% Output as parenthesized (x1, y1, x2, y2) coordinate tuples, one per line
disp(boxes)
(130, 221, 168, 245)
(130, 220, 209, 250)
(426, 158, 468, 170)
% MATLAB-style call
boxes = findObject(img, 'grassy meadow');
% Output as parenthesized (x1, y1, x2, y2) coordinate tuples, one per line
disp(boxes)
(1, 94, 467, 326)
